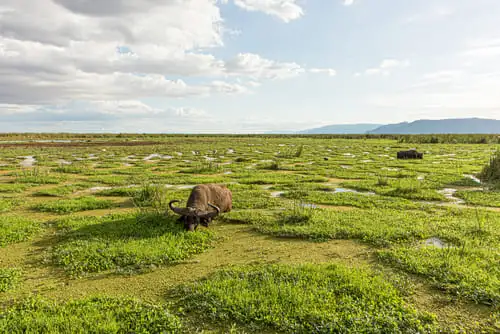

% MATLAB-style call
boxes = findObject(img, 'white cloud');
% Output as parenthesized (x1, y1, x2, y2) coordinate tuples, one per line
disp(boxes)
(0, 100, 211, 123)
(343, 0, 354, 6)
(403, 5, 454, 23)
(367, 70, 500, 112)
(233, 0, 304, 22)
(309, 68, 337, 76)
(362, 59, 410, 76)
(225, 53, 305, 80)
(460, 37, 500, 59)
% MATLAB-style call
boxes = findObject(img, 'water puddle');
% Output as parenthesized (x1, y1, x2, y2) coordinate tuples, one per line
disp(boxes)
(177, 185, 196, 189)
(144, 154, 161, 160)
(464, 174, 481, 184)
(332, 188, 375, 195)
(20, 156, 36, 167)
(88, 186, 113, 193)
(300, 203, 317, 208)
(270, 191, 285, 198)
(438, 188, 465, 204)
(57, 159, 72, 165)
(423, 237, 448, 249)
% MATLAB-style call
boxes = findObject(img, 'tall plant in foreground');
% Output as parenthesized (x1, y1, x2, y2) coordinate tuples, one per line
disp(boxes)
(479, 150, 500, 188)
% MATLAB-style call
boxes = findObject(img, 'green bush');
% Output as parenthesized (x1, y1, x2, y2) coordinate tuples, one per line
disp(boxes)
(479, 151, 500, 187)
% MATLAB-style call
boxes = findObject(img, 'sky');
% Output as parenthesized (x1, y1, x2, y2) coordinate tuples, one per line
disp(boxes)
(0, 0, 499, 133)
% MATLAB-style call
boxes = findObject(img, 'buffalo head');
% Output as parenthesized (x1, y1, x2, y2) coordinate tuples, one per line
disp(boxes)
(168, 200, 220, 231)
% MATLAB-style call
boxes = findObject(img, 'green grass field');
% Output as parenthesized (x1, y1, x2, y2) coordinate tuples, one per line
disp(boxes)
(0, 134, 499, 333)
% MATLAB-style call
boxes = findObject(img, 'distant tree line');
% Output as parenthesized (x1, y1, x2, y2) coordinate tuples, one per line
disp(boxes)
(0, 132, 499, 144)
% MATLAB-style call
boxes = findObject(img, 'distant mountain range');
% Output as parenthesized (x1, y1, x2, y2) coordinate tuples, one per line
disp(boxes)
(297, 124, 382, 134)
(297, 118, 500, 135)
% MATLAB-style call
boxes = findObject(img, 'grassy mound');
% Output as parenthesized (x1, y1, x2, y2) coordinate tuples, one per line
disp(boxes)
(0, 268, 21, 292)
(0, 296, 182, 333)
(177, 264, 438, 333)
(51, 212, 215, 277)
(378, 246, 500, 306)
(0, 215, 42, 246)
(33, 196, 116, 214)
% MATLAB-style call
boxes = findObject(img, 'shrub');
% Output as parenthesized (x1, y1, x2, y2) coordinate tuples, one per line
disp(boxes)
(479, 151, 500, 187)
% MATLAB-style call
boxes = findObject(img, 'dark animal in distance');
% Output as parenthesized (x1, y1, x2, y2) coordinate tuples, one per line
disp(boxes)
(168, 184, 232, 231)
(397, 149, 423, 160)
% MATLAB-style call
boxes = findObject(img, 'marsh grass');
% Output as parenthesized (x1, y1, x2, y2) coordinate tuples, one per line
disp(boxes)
(0, 184, 27, 193)
(180, 161, 223, 174)
(176, 264, 438, 333)
(377, 246, 500, 306)
(33, 196, 116, 214)
(0, 296, 182, 333)
(0, 198, 23, 213)
(1, 135, 500, 332)
(479, 150, 500, 186)
(0, 268, 21, 292)
(277, 144, 304, 158)
(343, 179, 446, 201)
(33, 184, 89, 197)
(455, 190, 500, 207)
(50, 212, 215, 277)
(13, 168, 65, 184)
(0, 215, 42, 246)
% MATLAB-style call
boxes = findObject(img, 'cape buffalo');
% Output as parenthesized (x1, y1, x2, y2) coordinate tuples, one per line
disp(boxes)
(168, 184, 232, 231)
(397, 149, 423, 159)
